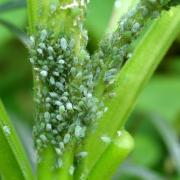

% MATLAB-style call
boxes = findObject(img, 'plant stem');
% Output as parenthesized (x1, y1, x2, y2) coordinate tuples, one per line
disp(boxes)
(76, 6, 180, 179)
(26, 0, 38, 34)
(56, 143, 75, 180)
(81, 130, 134, 180)
(107, 0, 137, 33)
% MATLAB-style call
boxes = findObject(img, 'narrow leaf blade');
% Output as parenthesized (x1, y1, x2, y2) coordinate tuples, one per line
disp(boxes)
(0, 100, 34, 180)
(0, 19, 30, 47)
(0, 0, 26, 13)
(113, 162, 165, 180)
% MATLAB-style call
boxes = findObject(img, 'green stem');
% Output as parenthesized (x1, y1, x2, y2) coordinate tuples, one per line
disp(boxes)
(56, 143, 75, 180)
(26, 0, 38, 34)
(107, 0, 137, 33)
(87, 130, 134, 180)
(37, 147, 55, 180)
(76, 6, 180, 179)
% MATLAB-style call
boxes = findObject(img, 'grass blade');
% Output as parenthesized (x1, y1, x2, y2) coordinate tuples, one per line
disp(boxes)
(0, 100, 34, 180)
(113, 162, 165, 180)
(0, 19, 30, 47)
(0, 0, 26, 13)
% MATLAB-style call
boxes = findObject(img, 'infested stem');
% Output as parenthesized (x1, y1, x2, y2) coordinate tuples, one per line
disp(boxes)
(76, 5, 180, 179)
(107, 0, 137, 33)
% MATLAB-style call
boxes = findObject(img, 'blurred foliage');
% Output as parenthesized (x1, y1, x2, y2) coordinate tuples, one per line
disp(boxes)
(0, 0, 180, 179)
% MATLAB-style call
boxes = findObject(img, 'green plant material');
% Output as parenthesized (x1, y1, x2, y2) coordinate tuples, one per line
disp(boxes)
(56, 143, 75, 180)
(38, 147, 55, 180)
(27, 0, 93, 178)
(114, 162, 165, 180)
(85, 130, 134, 180)
(0, 0, 26, 13)
(0, 19, 30, 47)
(26, 0, 180, 178)
(0, 2, 26, 47)
(85, 0, 114, 43)
(26, 0, 38, 34)
(93, 0, 178, 98)
(131, 134, 163, 167)
(0, 100, 34, 180)
(137, 75, 180, 121)
(76, 6, 180, 179)
(107, 0, 138, 33)
(149, 114, 180, 175)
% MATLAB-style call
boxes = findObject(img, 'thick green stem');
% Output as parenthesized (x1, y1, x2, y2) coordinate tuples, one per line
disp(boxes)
(55, 143, 75, 180)
(84, 130, 134, 180)
(76, 6, 180, 179)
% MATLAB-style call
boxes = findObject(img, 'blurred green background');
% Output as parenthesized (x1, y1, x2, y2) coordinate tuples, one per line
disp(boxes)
(0, 0, 180, 179)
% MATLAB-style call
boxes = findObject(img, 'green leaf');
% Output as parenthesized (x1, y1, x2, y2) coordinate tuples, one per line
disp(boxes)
(149, 115, 180, 175)
(0, 0, 26, 13)
(0, 100, 34, 180)
(113, 162, 165, 180)
(0, 19, 30, 47)
(76, 6, 180, 178)
(137, 75, 180, 121)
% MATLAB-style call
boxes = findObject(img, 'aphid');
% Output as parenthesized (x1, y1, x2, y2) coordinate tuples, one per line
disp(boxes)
(52, 130, 58, 135)
(53, 71, 59, 77)
(29, 36, 35, 46)
(132, 22, 141, 33)
(50, 4, 57, 14)
(37, 48, 43, 55)
(77, 151, 88, 158)
(59, 105, 65, 113)
(55, 101, 62, 106)
(49, 92, 58, 98)
(63, 133, 71, 144)
(40, 70, 48, 77)
(50, 76, 55, 85)
(66, 102, 73, 110)
(55, 148, 62, 155)
(40, 29, 48, 41)
(56, 115, 62, 121)
(75, 125, 85, 138)
(44, 112, 51, 121)
(40, 134, 47, 142)
(117, 130, 122, 136)
(59, 142, 64, 149)
(56, 159, 63, 168)
(101, 135, 111, 144)
(45, 97, 51, 103)
(114, 0, 121, 8)
(3, 125, 10, 136)
(69, 165, 75, 176)
(47, 46, 54, 55)
(60, 38, 68, 50)
(39, 43, 46, 49)
(46, 124, 52, 131)
(29, 58, 34, 64)
(58, 59, 65, 64)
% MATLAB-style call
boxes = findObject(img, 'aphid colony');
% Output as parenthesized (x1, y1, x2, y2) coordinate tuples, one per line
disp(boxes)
(29, 0, 174, 169)
(29, 28, 106, 159)
(93, 0, 172, 93)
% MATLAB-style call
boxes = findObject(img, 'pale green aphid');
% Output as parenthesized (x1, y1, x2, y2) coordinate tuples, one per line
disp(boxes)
(3, 125, 11, 136)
